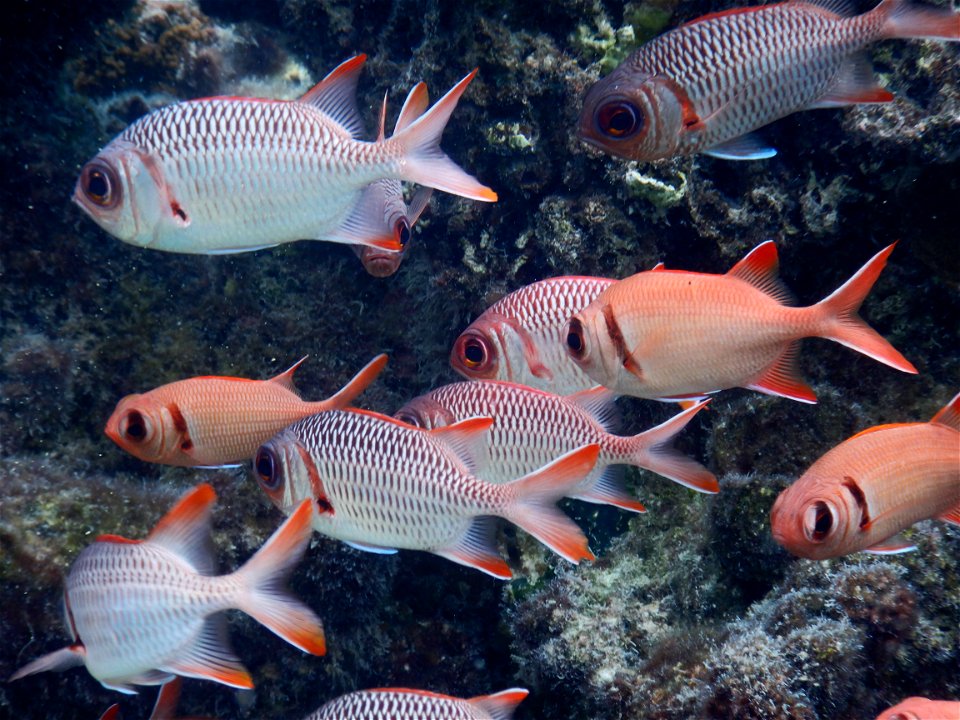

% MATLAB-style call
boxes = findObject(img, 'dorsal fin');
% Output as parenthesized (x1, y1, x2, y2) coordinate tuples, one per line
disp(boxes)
(430, 416, 494, 475)
(931, 392, 960, 430)
(150, 677, 182, 720)
(99, 706, 121, 720)
(565, 386, 621, 433)
(298, 54, 367, 139)
(790, 0, 856, 17)
(269, 355, 307, 394)
(727, 241, 795, 305)
(145, 483, 217, 576)
(395, 82, 430, 133)
(469, 688, 530, 720)
(848, 422, 916, 441)
(377, 91, 389, 142)
(651, 261, 666, 271)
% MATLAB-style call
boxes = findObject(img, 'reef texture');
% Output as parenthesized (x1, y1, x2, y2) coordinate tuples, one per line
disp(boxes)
(1, 0, 958, 718)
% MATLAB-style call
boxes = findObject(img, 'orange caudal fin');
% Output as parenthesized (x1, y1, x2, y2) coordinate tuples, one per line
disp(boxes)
(389, 69, 498, 202)
(504, 445, 599, 564)
(233, 500, 326, 656)
(621, 400, 720, 493)
(469, 688, 530, 719)
(313, 354, 388, 413)
(875, 0, 960, 41)
(814, 243, 917, 374)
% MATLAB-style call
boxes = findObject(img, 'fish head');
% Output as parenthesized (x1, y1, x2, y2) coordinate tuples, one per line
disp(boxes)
(355, 243, 406, 278)
(255, 431, 333, 521)
(393, 394, 456, 430)
(769, 476, 859, 560)
(578, 69, 686, 162)
(74, 140, 167, 247)
(563, 306, 619, 388)
(450, 318, 505, 381)
(353, 184, 432, 277)
(104, 393, 182, 464)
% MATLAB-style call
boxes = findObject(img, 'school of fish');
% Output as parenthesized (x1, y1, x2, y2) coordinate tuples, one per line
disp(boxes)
(9, 2, 960, 716)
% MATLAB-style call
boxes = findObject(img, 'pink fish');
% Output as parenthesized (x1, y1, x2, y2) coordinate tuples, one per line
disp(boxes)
(579, 0, 960, 161)
(255, 409, 599, 578)
(394, 380, 718, 510)
(450, 276, 617, 394)
(565, 242, 917, 402)
(304, 687, 529, 720)
(74, 55, 495, 254)
(98, 678, 214, 720)
(351, 83, 434, 277)
(770, 393, 960, 559)
(105, 354, 386, 467)
(874, 697, 960, 720)
(10, 484, 325, 693)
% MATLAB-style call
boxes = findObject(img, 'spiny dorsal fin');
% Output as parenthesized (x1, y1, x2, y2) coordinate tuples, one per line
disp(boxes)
(269, 356, 308, 394)
(727, 241, 795, 305)
(145, 483, 217, 576)
(931, 392, 960, 430)
(298, 54, 367, 139)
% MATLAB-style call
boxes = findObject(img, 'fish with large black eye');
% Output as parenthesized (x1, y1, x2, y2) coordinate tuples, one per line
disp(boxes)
(578, 0, 959, 162)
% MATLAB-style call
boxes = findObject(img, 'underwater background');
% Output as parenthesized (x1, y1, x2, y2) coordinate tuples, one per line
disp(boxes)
(0, 0, 957, 718)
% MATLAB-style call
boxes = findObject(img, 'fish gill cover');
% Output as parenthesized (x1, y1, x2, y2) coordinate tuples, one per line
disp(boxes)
(0, 0, 957, 718)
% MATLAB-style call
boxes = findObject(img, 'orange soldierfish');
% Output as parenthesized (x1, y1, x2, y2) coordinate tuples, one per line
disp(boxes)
(351, 83, 433, 277)
(10, 484, 325, 693)
(565, 242, 917, 403)
(874, 697, 960, 720)
(578, 0, 960, 162)
(255, 408, 598, 579)
(304, 687, 529, 720)
(105, 354, 386, 467)
(770, 393, 960, 559)
(451, 276, 617, 395)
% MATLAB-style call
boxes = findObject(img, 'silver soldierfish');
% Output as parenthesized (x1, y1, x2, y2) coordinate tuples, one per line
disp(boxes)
(394, 380, 718, 510)
(74, 55, 495, 254)
(304, 687, 529, 720)
(255, 409, 599, 579)
(352, 83, 434, 277)
(10, 484, 324, 693)
(450, 276, 616, 394)
(579, 0, 960, 161)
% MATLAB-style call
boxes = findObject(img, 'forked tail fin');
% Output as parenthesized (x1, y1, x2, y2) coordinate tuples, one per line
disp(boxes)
(234, 501, 326, 656)
(814, 243, 917, 374)
(387, 70, 498, 202)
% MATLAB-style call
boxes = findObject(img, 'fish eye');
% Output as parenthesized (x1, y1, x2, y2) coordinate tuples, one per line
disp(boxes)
(566, 318, 587, 359)
(394, 411, 422, 427)
(120, 410, 148, 443)
(395, 218, 411, 248)
(463, 339, 485, 367)
(452, 331, 495, 376)
(595, 101, 643, 139)
(80, 161, 121, 209)
(803, 501, 834, 542)
(255, 447, 280, 491)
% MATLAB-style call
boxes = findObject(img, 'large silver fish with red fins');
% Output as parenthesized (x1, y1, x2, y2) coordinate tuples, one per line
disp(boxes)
(579, 0, 960, 161)
(304, 687, 529, 720)
(74, 55, 494, 254)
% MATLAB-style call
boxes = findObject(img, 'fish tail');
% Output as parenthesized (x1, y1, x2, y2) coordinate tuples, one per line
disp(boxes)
(312, 354, 388, 412)
(387, 70, 498, 202)
(874, 0, 960, 40)
(504, 445, 599, 564)
(234, 501, 326, 656)
(618, 400, 719, 494)
(814, 243, 917, 374)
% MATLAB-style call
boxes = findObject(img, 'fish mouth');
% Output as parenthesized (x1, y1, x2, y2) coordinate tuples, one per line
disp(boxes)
(362, 254, 400, 278)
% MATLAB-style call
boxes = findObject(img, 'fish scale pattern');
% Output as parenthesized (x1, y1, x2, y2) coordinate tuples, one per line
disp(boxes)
(307, 690, 489, 719)
(282, 410, 509, 549)
(625, 3, 887, 152)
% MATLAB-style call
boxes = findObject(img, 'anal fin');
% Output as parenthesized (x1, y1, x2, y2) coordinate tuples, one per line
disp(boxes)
(746, 342, 817, 403)
(435, 516, 512, 579)
(863, 533, 917, 554)
(704, 132, 777, 160)
(345, 540, 399, 554)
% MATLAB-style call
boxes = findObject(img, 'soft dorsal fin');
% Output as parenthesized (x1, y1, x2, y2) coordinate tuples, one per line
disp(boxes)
(651, 261, 666, 271)
(269, 355, 307, 394)
(145, 483, 217, 576)
(395, 82, 429, 133)
(151, 677, 183, 720)
(565, 386, 621, 433)
(727, 241, 795, 305)
(790, 0, 856, 18)
(848, 422, 915, 441)
(931, 392, 960, 430)
(430, 416, 494, 475)
(469, 688, 530, 719)
(298, 54, 367, 139)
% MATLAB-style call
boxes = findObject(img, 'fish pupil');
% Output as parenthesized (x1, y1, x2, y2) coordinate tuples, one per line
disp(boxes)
(255, 448, 279, 490)
(463, 339, 485, 367)
(87, 172, 108, 200)
(596, 101, 642, 139)
(810, 501, 833, 541)
(124, 411, 146, 441)
(396, 219, 410, 248)
(566, 319, 586, 357)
